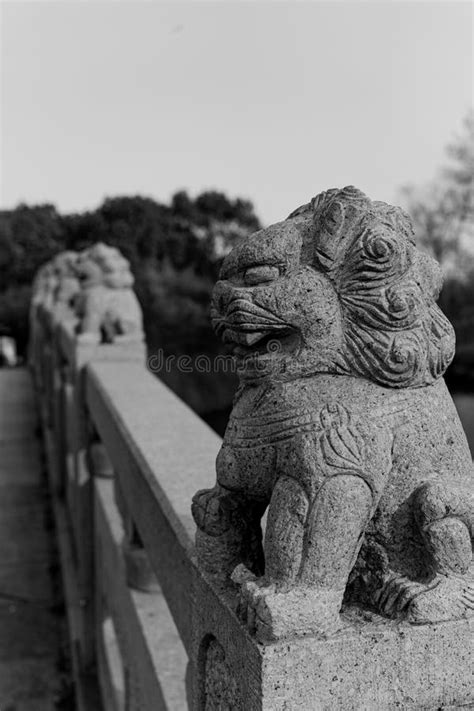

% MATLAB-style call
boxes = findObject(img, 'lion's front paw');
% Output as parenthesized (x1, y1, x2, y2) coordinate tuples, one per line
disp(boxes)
(192, 487, 242, 536)
(231, 564, 345, 642)
(372, 575, 428, 618)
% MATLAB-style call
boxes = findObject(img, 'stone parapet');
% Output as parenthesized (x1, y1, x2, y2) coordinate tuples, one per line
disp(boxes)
(29, 201, 474, 710)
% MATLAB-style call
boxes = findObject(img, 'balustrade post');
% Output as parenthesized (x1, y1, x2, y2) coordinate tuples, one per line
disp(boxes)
(189, 186, 474, 710)
(88, 436, 158, 594)
(122, 522, 160, 594)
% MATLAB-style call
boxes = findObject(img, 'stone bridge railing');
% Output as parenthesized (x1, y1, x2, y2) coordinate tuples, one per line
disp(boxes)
(29, 245, 301, 711)
(30, 243, 474, 711)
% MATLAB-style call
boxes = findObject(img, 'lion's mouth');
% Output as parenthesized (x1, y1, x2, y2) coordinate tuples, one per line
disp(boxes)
(212, 299, 299, 358)
(229, 329, 301, 359)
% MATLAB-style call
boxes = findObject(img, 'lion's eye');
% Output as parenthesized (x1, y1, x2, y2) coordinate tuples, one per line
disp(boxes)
(243, 265, 280, 286)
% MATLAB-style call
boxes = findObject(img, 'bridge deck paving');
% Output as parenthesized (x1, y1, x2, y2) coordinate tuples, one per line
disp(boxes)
(0, 368, 72, 711)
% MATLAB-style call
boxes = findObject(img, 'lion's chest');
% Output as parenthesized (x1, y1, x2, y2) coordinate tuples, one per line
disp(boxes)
(218, 377, 454, 501)
(225, 379, 329, 446)
(226, 402, 318, 450)
(219, 380, 337, 498)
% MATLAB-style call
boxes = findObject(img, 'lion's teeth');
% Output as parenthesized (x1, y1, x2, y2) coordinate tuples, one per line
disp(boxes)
(243, 332, 266, 346)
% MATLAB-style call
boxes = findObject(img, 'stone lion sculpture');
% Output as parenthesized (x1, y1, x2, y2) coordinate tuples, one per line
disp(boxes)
(31, 251, 80, 316)
(51, 251, 81, 313)
(192, 186, 474, 642)
(30, 251, 81, 369)
(74, 242, 143, 343)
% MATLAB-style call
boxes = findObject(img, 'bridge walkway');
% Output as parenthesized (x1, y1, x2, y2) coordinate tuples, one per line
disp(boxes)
(0, 368, 72, 711)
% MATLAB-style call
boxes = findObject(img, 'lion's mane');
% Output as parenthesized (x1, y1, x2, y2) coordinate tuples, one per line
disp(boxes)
(290, 186, 455, 388)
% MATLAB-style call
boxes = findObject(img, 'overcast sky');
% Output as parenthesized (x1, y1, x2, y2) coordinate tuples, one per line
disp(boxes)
(1, 1, 472, 225)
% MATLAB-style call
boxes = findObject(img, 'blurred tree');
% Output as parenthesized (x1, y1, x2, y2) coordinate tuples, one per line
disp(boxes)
(97, 196, 168, 263)
(0, 204, 66, 287)
(171, 190, 198, 223)
(62, 210, 108, 252)
(0, 189, 261, 425)
(194, 190, 261, 230)
(400, 111, 474, 389)
(400, 110, 474, 276)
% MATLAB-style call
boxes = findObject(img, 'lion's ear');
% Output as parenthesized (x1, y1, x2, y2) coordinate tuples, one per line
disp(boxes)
(321, 200, 345, 237)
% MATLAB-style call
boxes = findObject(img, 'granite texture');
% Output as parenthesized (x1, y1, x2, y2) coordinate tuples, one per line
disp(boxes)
(192, 186, 474, 644)
(257, 614, 474, 710)
(191, 587, 474, 710)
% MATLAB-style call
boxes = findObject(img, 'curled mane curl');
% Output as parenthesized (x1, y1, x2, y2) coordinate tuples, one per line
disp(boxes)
(307, 187, 455, 387)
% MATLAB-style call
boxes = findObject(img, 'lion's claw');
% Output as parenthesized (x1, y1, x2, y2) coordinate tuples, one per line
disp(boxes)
(407, 573, 474, 624)
(373, 571, 474, 624)
(231, 565, 345, 641)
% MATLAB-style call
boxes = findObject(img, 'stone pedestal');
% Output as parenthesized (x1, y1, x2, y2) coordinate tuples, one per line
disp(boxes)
(259, 613, 474, 710)
(192, 574, 474, 710)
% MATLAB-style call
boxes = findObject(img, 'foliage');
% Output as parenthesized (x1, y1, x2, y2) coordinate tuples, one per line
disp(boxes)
(0, 204, 66, 287)
(0, 190, 260, 422)
(400, 111, 474, 281)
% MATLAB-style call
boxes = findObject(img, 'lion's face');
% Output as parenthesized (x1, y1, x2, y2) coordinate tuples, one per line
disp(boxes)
(52, 251, 79, 277)
(76, 243, 134, 289)
(212, 186, 455, 387)
(212, 216, 344, 380)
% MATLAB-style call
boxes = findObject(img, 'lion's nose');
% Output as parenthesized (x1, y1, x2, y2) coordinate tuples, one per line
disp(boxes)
(213, 280, 234, 313)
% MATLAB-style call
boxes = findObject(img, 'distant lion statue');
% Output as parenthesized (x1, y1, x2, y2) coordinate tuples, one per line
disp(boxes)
(192, 186, 474, 642)
(74, 242, 143, 343)
(32, 251, 80, 316)
(29, 251, 81, 371)
(51, 251, 81, 314)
